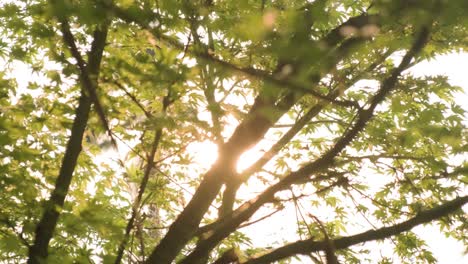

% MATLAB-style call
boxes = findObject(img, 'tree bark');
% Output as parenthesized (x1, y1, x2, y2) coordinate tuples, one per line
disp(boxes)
(27, 23, 108, 264)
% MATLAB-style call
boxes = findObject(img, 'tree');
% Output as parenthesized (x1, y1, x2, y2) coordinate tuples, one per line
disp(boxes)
(0, 0, 467, 263)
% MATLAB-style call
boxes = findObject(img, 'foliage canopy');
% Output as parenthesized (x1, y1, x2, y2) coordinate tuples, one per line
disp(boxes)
(0, 0, 467, 263)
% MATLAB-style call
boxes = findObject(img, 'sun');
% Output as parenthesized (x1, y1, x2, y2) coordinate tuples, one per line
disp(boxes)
(186, 140, 219, 169)
(185, 138, 266, 174)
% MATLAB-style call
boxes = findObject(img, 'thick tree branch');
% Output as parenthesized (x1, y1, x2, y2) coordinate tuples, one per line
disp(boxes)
(27, 23, 109, 263)
(244, 195, 468, 264)
(179, 24, 431, 264)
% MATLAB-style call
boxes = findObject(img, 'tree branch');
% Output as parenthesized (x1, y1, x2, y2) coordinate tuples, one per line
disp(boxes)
(107, 2, 379, 105)
(185, 4, 224, 145)
(244, 195, 468, 264)
(178, 24, 431, 264)
(140, 6, 388, 262)
(310, 215, 339, 264)
(27, 21, 109, 264)
(59, 18, 118, 148)
(114, 91, 172, 263)
(104, 78, 153, 118)
(219, 48, 394, 217)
